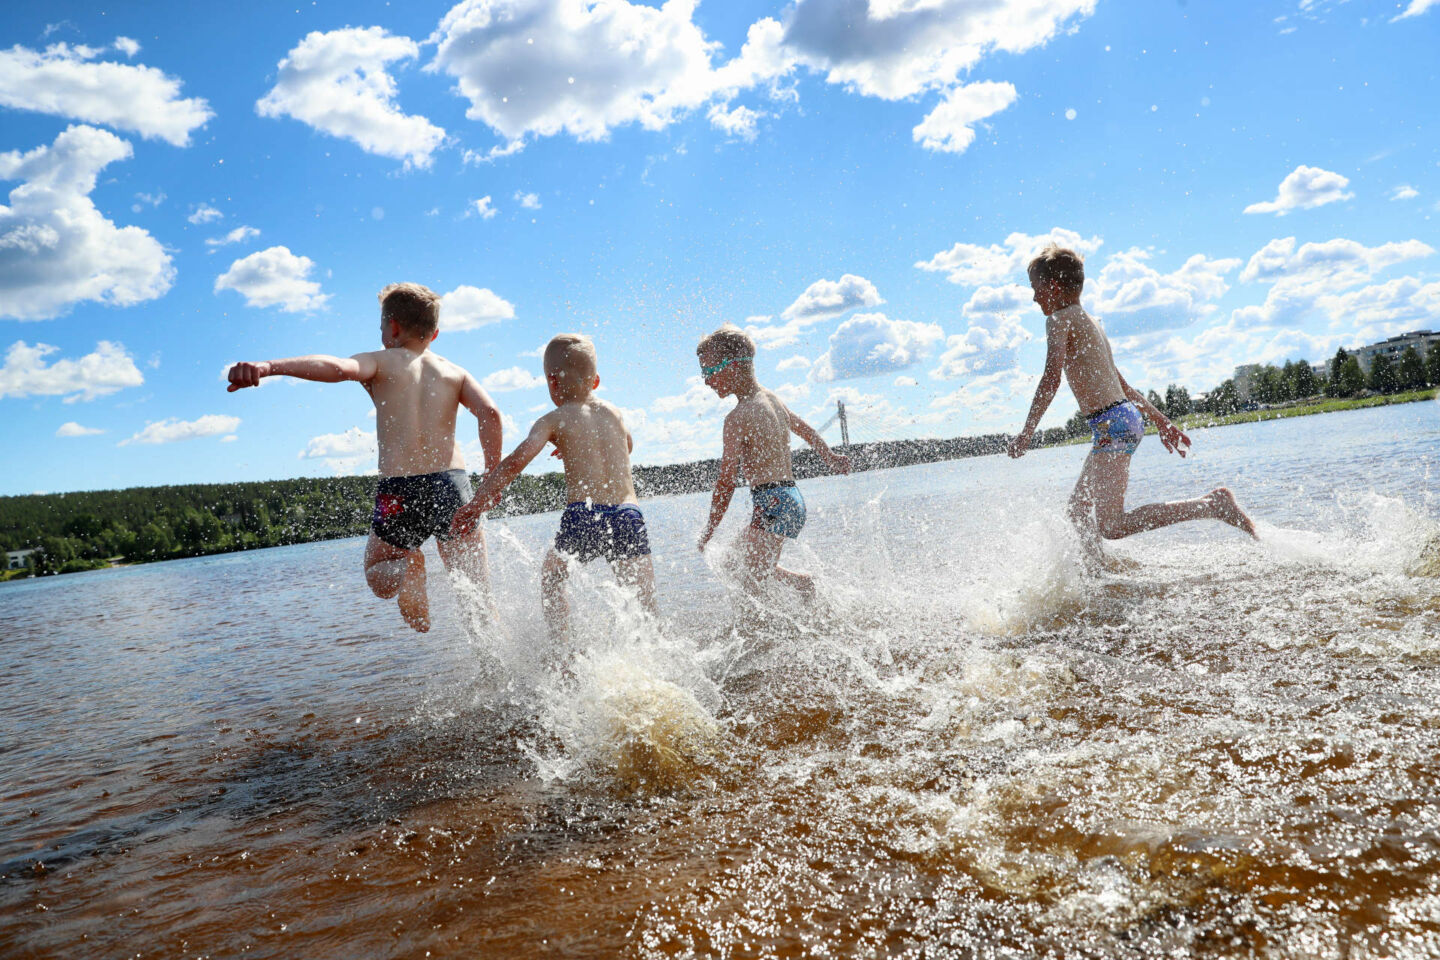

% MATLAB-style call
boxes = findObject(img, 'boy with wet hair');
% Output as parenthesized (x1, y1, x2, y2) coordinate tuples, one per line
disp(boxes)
(227, 281, 504, 633)
(696, 324, 851, 600)
(451, 333, 659, 643)
(1008, 244, 1256, 550)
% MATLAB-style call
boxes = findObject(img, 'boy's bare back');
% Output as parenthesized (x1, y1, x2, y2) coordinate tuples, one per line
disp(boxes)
(360, 347, 487, 477)
(726, 389, 796, 487)
(1050, 305, 1126, 416)
(535, 397, 638, 505)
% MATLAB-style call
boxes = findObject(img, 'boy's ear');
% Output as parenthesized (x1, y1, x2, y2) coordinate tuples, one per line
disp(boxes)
(592, 374, 601, 390)
(428, 329, 439, 343)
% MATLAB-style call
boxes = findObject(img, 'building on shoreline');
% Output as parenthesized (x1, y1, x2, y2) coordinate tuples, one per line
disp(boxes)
(1352, 330, 1439, 372)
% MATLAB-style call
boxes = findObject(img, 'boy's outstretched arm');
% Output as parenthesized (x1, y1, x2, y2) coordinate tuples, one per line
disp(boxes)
(459, 372, 503, 471)
(226, 353, 378, 391)
(697, 417, 742, 552)
(786, 408, 851, 474)
(1008, 316, 1068, 458)
(450, 416, 554, 536)
(1118, 372, 1191, 458)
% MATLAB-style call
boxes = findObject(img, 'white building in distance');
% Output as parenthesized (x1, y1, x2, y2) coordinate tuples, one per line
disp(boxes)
(1351, 330, 1439, 372)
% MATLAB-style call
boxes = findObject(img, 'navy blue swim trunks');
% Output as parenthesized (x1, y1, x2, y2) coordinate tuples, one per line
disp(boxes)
(750, 482, 806, 539)
(554, 502, 651, 563)
(372, 468, 473, 550)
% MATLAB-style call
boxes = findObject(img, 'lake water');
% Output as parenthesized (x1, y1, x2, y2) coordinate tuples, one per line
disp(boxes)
(3, 401, 1439, 958)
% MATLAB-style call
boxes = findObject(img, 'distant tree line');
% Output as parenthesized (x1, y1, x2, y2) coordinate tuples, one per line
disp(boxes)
(5, 343, 1437, 578)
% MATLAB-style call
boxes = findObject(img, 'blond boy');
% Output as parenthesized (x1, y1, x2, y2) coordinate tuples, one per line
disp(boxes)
(451, 334, 658, 642)
(1008, 245, 1256, 549)
(695, 325, 851, 599)
(227, 282, 503, 633)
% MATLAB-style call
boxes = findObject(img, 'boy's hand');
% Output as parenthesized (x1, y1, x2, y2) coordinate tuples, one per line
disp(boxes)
(450, 495, 496, 537)
(1007, 430, 1032, 458)
(1157, 420, 1192, 458)
(697, 527, 714, 552)
(226, 361, 270, 391)
(828, 453, 853, 475)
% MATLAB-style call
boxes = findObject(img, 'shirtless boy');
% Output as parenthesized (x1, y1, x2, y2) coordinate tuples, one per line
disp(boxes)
(1007, 245, 1256, 550)
(695, 325, 851, 599)
(227, 282, 503, 633)
(450, 334, 658, 643)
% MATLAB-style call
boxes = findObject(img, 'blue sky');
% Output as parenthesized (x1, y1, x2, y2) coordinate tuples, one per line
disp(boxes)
(1, 0, 1437, 495)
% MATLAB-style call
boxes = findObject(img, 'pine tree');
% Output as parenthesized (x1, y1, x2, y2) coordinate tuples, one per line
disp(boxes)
(1428, 343, 1440, 387)
(1369, 353, 1400, 394)
(1398, 346, 1426, 391)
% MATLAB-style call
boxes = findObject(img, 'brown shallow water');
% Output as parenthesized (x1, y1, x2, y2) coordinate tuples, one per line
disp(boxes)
(3, 403, 1440, 958)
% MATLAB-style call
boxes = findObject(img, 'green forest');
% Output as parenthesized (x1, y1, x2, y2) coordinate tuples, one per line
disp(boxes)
(5, 341, 1438, 579)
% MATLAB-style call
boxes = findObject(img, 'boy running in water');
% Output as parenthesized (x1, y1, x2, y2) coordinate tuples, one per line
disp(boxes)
(227, 282, 503, 633)
(450, 334, 658, 643)
(695, 325, 851, 599)
(1008, 245, 1257, 550)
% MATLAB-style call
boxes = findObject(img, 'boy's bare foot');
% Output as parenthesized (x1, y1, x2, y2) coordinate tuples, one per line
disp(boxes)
(397, 551, 431, 632)
(1210, 488, 1257, 538)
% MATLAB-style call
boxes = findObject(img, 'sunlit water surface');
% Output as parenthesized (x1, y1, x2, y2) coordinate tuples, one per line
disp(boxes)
(4, 402, 1440, 958)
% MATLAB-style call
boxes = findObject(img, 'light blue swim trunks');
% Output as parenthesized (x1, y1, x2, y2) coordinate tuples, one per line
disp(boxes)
(1087, 400, 1144, 455)
(750, 483, 807, 539)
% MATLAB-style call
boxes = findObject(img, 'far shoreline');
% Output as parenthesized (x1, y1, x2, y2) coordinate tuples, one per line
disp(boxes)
(3, 386, 1435, 581)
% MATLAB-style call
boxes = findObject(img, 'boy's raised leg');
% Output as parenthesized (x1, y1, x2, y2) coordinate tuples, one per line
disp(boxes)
(613, 555, 661, 619)
(540, 549, 572, 643)
(737, 526, 816, 602)
(1077, 452, 1257, 541)
(364, 533, 430, 632)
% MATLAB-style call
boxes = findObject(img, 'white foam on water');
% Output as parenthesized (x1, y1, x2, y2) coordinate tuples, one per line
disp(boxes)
(959, 514, 1094, 635)
(1259, 491, 1440, 577)
(520, 580, 726, 792)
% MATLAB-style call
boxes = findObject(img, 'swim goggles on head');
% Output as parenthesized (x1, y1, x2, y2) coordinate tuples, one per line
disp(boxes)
(700, 356, 750, 377)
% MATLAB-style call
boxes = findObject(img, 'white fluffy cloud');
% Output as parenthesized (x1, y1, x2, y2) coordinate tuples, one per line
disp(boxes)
(912, 81, 1017, 154)
(746, 274, 884, 348)
(514, 190, 541, 210)
(428, 0, 791, 146)
(205, 225, 260, 248)
(931, 284, 1034, 379)
(776, 354, 811, 372)
(1243, 165, 1353, 216)
(930, 367, 1035, 422)
(113, 37, 140, 58)
(440, 284, 515, 331)
(916, 227, 1103, 286)
(298, 425, 377, 475)
(121, 414, 241, 446)
(0, 125, 174, 320)
(652, 375, 729, 416)
(0, 339, 143, 402)
(783, 273, 883, 321)
(471, 195, 497, 219)
(482, 366, 544, 392)
(708, 102, 763, 140)
(256, 27, 446, 168)
(782, 0, 1094, 100)
(1237, 236, 1433, 331)
(188, 203, 222, 224)
(0, 43, 212, 146)
(1316, 276, 1440, 341)
(811, 312, 945, 382)
(56, 421, 104, 436)
(1392, 0, 1439, 21)
(214, 246, 329, 312)
(1390, 185, 1419, 201)
(1088, 249, 1242, 335)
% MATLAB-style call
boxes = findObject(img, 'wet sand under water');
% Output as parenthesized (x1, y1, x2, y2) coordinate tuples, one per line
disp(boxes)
(3, 403, 1440, 958)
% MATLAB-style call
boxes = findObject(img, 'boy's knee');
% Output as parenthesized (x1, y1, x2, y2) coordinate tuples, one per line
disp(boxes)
(366, 569, 400, 599)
